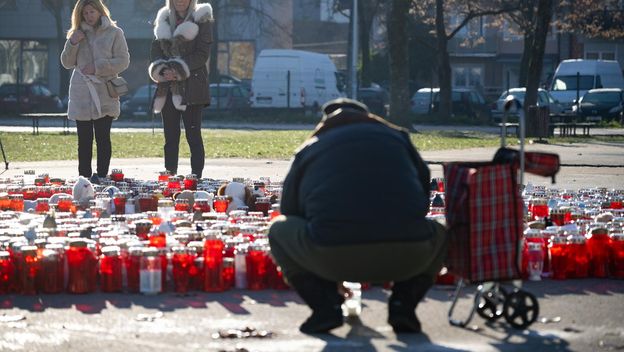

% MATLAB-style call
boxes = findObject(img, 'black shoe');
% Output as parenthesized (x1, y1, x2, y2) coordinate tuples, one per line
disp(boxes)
(289, 273, 344, 334)
(388, 274, 433, 333)
(90, 173, 100, 185)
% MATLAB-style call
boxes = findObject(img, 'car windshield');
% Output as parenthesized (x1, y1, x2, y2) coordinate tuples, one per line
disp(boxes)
(582, 92, 621, 104)
(551, 75, 594, 91)
(0, 84, 28, 95)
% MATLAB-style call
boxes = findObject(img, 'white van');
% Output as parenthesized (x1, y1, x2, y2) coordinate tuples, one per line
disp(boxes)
(549, 59, 624, 112)
(250, 49, 344, 110)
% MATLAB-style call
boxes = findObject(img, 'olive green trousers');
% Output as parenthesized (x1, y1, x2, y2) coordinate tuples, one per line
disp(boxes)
(268, 215, 448, 283)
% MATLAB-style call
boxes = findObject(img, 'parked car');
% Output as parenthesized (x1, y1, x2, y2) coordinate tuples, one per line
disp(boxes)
(491, 87, 564, 121)
(121, 84, 156, 118)
(0, 83, 63, 113)
(207, 83, 251, 111)
(357, 85, 389, 117)
(572, 88, 623, 122)
(410, 87, 491, 120)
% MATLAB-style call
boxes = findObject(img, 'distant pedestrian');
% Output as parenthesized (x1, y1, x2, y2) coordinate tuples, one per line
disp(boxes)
(61, 0, 130, 182)
(268, 98, 448, 334)
(149, 0, 213, 178)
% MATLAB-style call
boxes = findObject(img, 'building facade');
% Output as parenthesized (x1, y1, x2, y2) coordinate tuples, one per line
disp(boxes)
(0, 0, 292, 95)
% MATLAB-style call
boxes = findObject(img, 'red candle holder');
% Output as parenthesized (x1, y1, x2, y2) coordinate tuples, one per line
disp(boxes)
(67, 239, 97, 294)
(204, 232, 225, 292)
(134, 220, 153, 241)
(265, 255, 289, 290)
(268, 203, 281, 220)
(213, 196, 229, 213)
(167, 176, 182, 191)
(56, 195, 73, 213)
(0, 193, 9, 211)
(149, 230, 167, 248)
(22, 185, 37, 201)
(254, 196, 271, 216)
(9, 194, 24, 212)
(158, 170, 171, 183)
(40, 249, 63, 294)
(172, 247, 193, 294)
(610, 233, 624, 279)
(566, 235, 589, 279)
(587, 228, 610, 278)
(126, 247, 143, 293)
(175, 198, 191, 212)
(246, 244, 268, 290)
(193, 199, 212, 213)
(110, 169, 124, 182)
(113, 192, 127, 215)
(184, 174, 198, 191)
(35, 198, 50, 214)
(530, 198, 549, 220)
(222, 257, 235, 289)
(19, 245, 39, 295)
(0, 251, 14, 295)
(100, 246, 122, 293)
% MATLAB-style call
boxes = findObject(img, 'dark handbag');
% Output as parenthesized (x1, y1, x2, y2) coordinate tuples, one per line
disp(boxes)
(106, 76, 129, 98)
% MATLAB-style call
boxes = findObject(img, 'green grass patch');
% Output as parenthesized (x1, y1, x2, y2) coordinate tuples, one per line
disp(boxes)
(1, 130, 622, 162)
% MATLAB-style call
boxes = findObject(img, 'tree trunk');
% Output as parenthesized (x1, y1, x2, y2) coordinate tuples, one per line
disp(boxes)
(209, 0, 220, 84)
(387, 0, 411, 128)
(517, 32, 534, 87)
(524, 0, 553, 114)
(358, 0, 374, 88)
(55, 11, 70, 97)
(435, 0, 452, 119)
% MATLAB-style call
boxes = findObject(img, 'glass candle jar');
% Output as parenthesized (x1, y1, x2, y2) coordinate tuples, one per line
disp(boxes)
(175, 199, 191, 213)
(566, 235, 589, 279)
(19, 245, 39, 295)
(113, 192, 127, 215)
(9, 194, 24, 212)
(35, 198, 50, 214)
(253, 197, 271, 216)
(0, 251, 14, 294)
(234, 245, 248, 289)
(204, 231, 225, 292)
(246, 244, 268, 290)
(158, 170, 171, 183)
(40, 249, 63, 294)
(100, 246, 122, 293)
(158, 199, 174, 222)
(222, 257, 235, 290)
(0, 193, 9, 211)
(530, 198, 549, 220)
(110, 169, 124, 183)
(140, 247, 162, 295)
(56, 194, 73, 213)
(172, 246, 193, 294)
(268, 203, 281, 220)
(133, 220, 153, 241)
(549, 236, 568, 280)
(610, 233, 624, 279)
(126, 246, 143, 293)
(22, 185, 37, 201)
(265, 254, 289, 290)
(193, 199, 212, 213)
(587, 228, 610, 278)
(184, 174, 198, 191)
(213, 196, 229, 213)
(527, 242, 544, 281)
(167, 176, 182, 191)
(66, 239, 97, 294)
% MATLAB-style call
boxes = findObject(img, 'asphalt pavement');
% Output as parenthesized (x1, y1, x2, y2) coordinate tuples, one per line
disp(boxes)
(1, 120, 623, 352)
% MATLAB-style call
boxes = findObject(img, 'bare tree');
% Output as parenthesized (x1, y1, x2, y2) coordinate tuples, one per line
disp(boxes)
(387, 0, 411, 128)
(523, 0, 553, 113)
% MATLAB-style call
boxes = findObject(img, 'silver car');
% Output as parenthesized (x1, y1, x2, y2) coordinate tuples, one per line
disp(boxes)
(492, 88, 563, 121)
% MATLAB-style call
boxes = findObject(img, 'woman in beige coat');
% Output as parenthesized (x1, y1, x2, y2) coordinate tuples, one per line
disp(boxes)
(61, 0, 129, 182)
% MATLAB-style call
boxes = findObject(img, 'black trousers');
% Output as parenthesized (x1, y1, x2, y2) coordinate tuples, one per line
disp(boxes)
(75, 116, 113, 178)
(161, 94, 205, 178)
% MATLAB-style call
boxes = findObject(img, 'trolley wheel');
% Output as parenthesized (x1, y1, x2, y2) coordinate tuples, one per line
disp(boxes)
(503, 289, 539, 329)
(477, 287, 508, 321)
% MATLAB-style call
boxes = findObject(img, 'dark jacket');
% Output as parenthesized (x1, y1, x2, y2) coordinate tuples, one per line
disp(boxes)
(148, 2, 213, 112)
(280, 109, 432, 246)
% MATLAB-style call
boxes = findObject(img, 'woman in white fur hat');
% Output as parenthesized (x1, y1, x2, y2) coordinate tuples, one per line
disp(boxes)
(149, 0, 213, 178)
(61, 0, 129, 182)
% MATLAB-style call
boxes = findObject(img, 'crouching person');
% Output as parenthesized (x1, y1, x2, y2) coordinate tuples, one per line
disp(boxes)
(268, 98, 448, 334)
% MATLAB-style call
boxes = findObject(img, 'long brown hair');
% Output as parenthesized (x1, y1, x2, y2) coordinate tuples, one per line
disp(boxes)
(66, 0, 114, 38)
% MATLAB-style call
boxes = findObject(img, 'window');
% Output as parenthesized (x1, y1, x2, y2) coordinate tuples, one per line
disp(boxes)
(217, 41, 255, 79)
(551, 75, 594, 91)
(453, 66, 483, 88)
(585, 51, 616, 60)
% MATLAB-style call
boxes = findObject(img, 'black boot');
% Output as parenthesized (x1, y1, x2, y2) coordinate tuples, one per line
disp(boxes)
(388, 274, 433, 333)
(289, 273, 344, 334)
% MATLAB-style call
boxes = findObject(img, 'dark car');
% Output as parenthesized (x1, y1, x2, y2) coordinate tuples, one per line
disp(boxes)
(207, 83, 250, 111)
(573, 88, 623, 122)
(358, 85, 389, 117)
(426, 88, 491, 121)
(0, 83, 63, 113)
(121, 84, 156, 118)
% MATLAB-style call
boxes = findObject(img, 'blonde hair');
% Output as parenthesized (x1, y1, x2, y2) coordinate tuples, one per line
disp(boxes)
(67, 0, 114, 38)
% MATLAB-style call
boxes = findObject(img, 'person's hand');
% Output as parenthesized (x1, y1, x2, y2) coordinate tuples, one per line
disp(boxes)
(69, 30, 85, 45)
(81, 63, 96, 75)
(163, 69, 178, 81)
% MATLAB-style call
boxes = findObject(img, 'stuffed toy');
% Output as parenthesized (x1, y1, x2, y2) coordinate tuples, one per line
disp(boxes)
(72, 176, 95, 209)
(217, 182, 255, 214)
